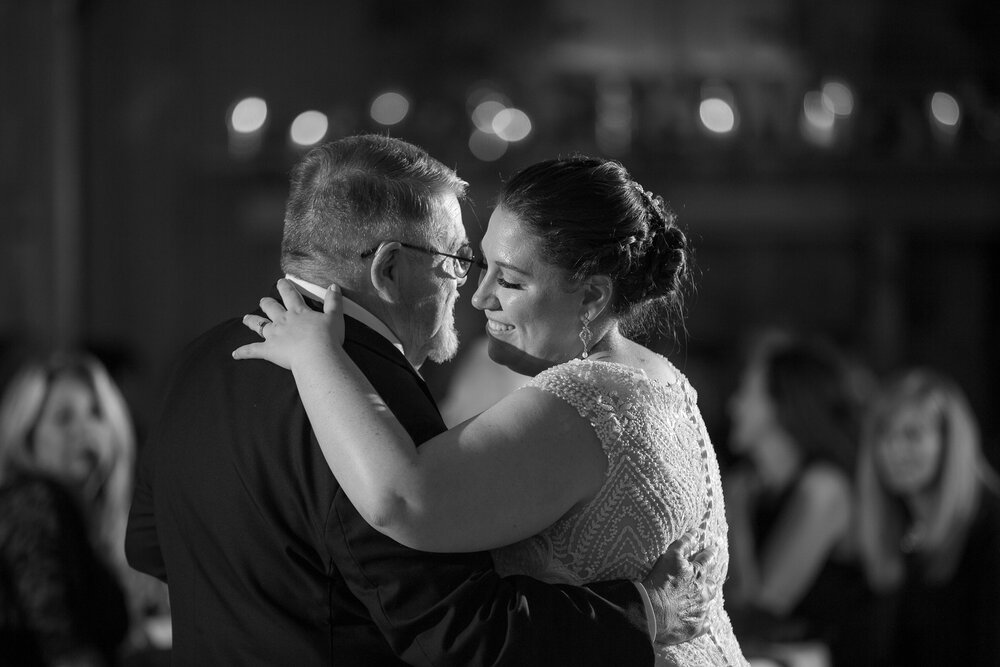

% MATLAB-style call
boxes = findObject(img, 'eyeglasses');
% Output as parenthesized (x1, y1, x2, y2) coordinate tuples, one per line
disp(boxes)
(360, 241, 485, 279)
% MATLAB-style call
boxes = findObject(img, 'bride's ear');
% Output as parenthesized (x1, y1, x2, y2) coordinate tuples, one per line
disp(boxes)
(580, 274, 613, 322)
(370, 241, 404, 304)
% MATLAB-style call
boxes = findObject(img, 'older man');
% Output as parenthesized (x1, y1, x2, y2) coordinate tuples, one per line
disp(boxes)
(126, 134, 711, 666)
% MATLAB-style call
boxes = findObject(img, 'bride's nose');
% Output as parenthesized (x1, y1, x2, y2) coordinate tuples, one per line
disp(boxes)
(470, 270, 498, 311)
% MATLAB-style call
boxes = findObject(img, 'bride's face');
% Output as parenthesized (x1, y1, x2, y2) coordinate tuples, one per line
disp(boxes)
(471, 207, 587, 376)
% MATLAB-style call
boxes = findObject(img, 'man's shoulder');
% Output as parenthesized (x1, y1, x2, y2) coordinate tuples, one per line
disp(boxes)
(152, 316, 280, 406)
(190, 315, 253, 351)
(166, 316, 254, 370)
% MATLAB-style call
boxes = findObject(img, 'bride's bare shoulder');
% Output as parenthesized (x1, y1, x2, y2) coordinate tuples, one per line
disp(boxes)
(612, 341, 681, 388)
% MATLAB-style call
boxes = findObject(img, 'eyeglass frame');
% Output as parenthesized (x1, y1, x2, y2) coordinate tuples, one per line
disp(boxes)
(359, 241, 485, 279)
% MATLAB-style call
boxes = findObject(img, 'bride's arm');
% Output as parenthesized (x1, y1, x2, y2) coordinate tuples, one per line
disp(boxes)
(234, 280, 606, 553)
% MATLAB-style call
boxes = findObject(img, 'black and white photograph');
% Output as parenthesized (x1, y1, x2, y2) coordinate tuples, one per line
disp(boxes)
(2, 1, 998, 665)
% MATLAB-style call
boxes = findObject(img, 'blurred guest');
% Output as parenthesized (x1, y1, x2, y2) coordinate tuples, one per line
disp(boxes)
(724, 333, 873, 665)
(857, 369, 1000, 666)
(0, 353, 167, 666)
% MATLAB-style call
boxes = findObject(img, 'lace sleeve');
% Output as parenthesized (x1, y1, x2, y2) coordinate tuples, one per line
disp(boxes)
(526, 360, 631, 463)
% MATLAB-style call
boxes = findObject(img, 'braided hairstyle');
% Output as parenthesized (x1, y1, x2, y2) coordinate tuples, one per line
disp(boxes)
(495, 155, 692, 339)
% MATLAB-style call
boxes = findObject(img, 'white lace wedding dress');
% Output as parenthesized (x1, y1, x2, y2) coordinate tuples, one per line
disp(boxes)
(491, 358, 747, 666)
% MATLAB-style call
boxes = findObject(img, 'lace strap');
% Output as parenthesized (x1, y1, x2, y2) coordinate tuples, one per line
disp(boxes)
(526, 362, 625, 462)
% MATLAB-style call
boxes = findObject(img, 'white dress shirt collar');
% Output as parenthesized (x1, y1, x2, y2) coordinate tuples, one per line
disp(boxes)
(283, 275, 407, 362)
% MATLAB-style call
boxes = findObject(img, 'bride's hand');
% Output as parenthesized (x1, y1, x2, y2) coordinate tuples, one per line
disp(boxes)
(232, 279, 345, 370)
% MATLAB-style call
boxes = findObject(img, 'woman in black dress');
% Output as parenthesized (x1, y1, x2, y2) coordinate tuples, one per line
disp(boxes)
(724, 332, 874, 665)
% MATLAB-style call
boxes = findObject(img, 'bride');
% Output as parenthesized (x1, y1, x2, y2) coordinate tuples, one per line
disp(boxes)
(236, 156, 748, 665)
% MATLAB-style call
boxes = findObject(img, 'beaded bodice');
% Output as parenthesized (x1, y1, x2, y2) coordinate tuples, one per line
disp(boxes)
(491, 359, 747, 666)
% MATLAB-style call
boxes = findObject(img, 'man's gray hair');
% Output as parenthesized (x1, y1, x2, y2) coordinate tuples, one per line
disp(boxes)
(280, 134, 468, 284)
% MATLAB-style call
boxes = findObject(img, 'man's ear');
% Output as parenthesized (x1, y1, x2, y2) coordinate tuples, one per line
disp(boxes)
(580, 274, 613, 322)
(370, 241, 404, 304)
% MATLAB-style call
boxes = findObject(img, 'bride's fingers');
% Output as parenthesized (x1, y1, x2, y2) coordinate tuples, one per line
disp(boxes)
(232, 342, 265, 360)
(259, 296, 287, 321)
(323, 283, 342, 314)
(242, 314, 270, 337)
(276, 278, 308, 312)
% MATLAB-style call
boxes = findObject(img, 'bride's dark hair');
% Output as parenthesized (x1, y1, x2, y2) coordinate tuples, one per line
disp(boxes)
(495, 155, 692, 340)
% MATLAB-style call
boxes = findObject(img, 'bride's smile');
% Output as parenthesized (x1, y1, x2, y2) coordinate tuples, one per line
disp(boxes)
(485, 318, 514, 335)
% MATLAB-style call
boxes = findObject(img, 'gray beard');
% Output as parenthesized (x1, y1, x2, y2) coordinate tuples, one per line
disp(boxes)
(427, 323, 460, 364)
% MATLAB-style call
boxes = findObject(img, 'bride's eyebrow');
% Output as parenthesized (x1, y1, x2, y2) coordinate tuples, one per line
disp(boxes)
(494, 260, 531, 276)
(478, 242, 531, 276)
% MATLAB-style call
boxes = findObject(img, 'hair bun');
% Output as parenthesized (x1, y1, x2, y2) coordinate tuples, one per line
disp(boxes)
(496, 155, 694, 340)
(629, 195, 687, 303)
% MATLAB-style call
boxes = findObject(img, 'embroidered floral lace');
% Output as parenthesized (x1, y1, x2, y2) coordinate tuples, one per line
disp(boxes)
(491, 359, 747, 666)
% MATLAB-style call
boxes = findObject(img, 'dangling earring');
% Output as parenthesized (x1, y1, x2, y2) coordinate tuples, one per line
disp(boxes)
(579, 316, 592, 359)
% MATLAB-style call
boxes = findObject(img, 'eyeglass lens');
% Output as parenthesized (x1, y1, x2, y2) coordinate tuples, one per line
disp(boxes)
(454, 249, 474, 276)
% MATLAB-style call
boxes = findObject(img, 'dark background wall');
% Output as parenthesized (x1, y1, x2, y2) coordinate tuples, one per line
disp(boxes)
(2, 0, 998, 462)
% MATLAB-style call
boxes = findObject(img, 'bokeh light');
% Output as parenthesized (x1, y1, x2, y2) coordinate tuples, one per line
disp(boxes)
(466, 85, 509, 113)
(930, 91, 961, 127)
(803, 91, 835, 130)
(801, 90, 836, 146)
(821, 80, 854, 117)
(230, 97, 268, 134)
(699, 98, 736, 134)
(492, 108, 531, 142)
(290, 110, 329, 146)
(468, 129, 507, 161)
(370, 92, 410, 126)
(472, 100, 507, 133)
(596, 77, 633, 155)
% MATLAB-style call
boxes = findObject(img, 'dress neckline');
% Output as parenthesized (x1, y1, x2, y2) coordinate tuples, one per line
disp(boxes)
(570, 355, 684, 392)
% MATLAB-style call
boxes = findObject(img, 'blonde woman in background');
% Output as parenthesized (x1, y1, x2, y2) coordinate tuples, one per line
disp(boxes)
(857, 369, 1000, 666)
(0, 353, 168, 666)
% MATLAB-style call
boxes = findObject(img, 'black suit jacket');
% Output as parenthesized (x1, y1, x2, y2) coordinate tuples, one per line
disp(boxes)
(126, 294, 652, 666)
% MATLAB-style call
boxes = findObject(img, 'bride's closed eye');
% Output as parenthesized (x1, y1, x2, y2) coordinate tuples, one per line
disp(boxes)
(477, 254, 523, 290)
(496, 276, 523, 290)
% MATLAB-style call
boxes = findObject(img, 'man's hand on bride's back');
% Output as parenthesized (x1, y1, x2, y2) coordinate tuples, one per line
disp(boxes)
(642, 531, 718, 645)
(233, 279, 346, 370)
